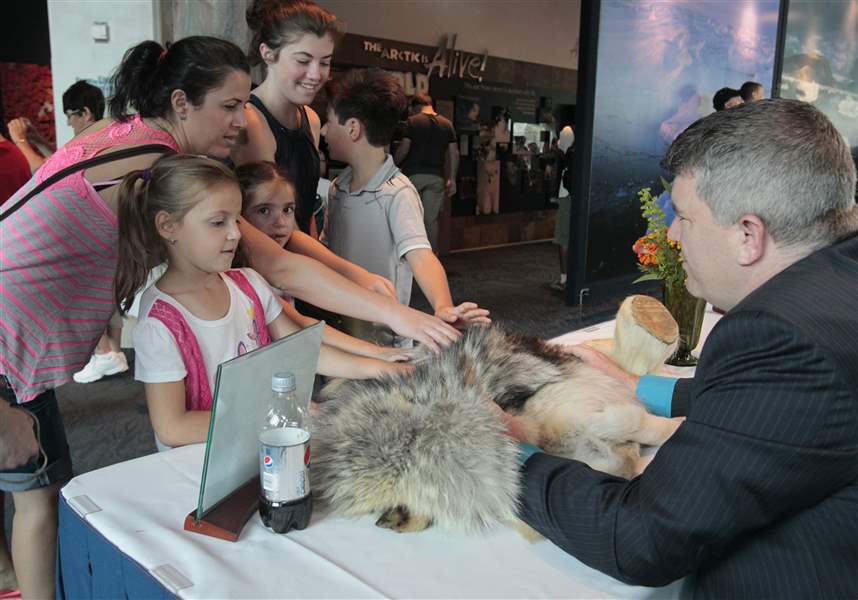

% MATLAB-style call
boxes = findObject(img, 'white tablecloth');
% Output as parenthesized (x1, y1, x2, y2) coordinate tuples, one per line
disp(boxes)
(62, 311, 724, 599)
(62, 444, 682, 599)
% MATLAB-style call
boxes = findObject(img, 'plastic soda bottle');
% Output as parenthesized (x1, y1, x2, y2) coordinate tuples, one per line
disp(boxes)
(258, 372, 313, 533)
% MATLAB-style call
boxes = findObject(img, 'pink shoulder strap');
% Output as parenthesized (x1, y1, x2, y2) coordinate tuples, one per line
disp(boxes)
(149, 272, 272, 412)
(149, 299, 213, 412)
(224, 270, 272, 346)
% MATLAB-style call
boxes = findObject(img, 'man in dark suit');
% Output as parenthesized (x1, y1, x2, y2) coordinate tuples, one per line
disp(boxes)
(514, 99, 858, 598)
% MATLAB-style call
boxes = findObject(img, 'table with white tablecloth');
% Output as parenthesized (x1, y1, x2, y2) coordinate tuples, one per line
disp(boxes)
(58, 309, 722, 599)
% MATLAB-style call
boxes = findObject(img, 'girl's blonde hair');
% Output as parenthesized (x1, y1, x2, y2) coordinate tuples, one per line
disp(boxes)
(114, 154, 237, 314)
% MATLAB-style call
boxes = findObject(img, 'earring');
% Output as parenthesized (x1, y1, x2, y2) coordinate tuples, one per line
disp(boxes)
(169, 239, 177, 245)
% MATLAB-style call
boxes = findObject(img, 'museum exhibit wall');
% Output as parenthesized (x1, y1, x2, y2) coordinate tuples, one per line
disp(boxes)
(46, 0, 157, 147)
(778, 0, 858, 160)
(569, 0, 780, 302)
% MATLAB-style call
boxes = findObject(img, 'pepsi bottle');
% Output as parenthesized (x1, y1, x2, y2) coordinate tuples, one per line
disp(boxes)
(258, 372, 313, 533)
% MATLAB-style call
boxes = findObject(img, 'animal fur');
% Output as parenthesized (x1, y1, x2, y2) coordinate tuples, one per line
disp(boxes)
(312, 296, 682, 535)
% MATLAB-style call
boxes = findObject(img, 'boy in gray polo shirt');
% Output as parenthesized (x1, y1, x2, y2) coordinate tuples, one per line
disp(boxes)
(320, 69, 490, 345)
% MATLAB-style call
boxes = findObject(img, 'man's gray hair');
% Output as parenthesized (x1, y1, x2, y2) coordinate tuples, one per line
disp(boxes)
(662, 99, 857, 250)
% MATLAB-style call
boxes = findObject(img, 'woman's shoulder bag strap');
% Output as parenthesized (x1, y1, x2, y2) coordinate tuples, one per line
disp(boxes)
(0, 143, 176, 223)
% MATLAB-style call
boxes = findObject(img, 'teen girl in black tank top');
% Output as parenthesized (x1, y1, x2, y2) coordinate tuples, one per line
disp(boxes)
(248, 95, 320, 234)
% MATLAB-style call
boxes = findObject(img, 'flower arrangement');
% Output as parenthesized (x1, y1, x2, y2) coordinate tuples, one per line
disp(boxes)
(632, 179, 706, 366)
(632, 181, 686, 289)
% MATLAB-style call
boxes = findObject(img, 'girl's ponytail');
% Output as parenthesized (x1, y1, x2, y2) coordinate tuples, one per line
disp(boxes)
(109, 40, 164, 122)
(115, 170, 165, 314)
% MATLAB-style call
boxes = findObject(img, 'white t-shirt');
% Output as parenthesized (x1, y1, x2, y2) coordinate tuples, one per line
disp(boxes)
(133, 268, 283, 394)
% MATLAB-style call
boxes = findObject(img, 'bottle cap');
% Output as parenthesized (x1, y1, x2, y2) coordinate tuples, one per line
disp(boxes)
(272, 372, 296, 392)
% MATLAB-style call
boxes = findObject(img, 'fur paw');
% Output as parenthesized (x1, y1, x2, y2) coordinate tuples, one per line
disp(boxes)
(376, 505, 433, 533)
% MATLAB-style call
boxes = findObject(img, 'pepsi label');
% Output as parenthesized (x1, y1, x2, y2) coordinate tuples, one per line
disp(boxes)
(259, 427, 311, 503)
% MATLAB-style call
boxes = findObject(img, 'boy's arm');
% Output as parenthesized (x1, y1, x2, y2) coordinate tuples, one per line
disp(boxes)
(406, 248, 491, 327)
(144, 381, 213, 448)
(286, 230, 397, 299)
(279, 298, 412, 361)
(240, 219, 459, 351)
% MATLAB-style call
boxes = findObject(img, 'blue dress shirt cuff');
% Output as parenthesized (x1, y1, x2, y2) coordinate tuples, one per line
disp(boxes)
(636, 375, 677, 417)
(518, 442, 542, 466)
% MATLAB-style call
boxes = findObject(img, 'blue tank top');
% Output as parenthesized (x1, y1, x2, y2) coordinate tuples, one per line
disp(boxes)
(248, 95, 321, 234)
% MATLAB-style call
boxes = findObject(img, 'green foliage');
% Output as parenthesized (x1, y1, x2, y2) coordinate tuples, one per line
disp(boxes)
(632, 186, 687, 289)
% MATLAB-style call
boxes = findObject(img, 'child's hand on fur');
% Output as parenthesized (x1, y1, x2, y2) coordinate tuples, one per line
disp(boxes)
(435, 302, 492, 329)
(375, 346, 420, 363)
(564, 344, 639, 393)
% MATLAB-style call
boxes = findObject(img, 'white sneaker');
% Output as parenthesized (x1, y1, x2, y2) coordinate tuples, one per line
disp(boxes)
(72, 351, 129, 383)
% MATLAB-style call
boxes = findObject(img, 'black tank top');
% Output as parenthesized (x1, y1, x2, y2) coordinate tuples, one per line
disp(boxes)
(249, 95, 321, 234)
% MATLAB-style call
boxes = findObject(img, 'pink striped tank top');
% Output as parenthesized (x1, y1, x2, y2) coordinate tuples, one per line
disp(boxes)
(0, 116, 179, 402)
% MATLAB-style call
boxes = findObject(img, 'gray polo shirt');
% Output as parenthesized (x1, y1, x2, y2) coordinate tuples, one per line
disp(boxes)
(322, 155, 431, 305)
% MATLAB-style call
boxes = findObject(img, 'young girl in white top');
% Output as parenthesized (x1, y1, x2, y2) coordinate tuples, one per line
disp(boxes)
(115, 154, 407, 449)
(235, 161, 414, 362)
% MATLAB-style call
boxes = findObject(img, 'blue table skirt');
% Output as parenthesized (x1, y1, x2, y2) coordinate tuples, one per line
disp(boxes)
(57, 494, 173, 599)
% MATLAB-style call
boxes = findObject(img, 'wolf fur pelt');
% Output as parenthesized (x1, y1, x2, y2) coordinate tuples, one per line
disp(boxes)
(312, 296, 682, 535)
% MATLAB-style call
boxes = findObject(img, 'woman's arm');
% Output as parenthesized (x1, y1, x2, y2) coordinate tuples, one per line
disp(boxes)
(286, 231, 397, 299)
(268, 312, 410, 378)
(280, 299, 413, 362)
(144, 380, 213, 447)
(240, 219, 459, 351)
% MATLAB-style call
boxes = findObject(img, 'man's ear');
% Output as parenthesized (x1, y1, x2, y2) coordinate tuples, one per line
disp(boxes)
(155, 210, 178, 242)
(170, 89, 189, 120)
(735, 213, 767, 266)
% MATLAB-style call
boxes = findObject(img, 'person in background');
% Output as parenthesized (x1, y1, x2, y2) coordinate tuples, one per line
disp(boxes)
(321, 69, 490, 345)
(7, 81, 105, 174)
(712, 86, 744, 111)
(393, 92, 459, 251)
(548, 125, 575, 292)
(511, 99, 858, 598)
(740, 80, 765, 103)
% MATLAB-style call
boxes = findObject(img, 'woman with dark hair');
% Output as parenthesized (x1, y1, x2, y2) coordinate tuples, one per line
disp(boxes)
(0, 35, 252, 600)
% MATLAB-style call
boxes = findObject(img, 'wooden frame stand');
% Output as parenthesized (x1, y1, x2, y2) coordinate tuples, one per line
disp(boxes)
(183, 477, 260, 542)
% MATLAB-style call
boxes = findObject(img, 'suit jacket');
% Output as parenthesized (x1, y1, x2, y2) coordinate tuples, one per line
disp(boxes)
(519, 232, 858, 599)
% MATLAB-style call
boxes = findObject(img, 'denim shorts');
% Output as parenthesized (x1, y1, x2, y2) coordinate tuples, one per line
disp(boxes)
(0, 376, 73, 492)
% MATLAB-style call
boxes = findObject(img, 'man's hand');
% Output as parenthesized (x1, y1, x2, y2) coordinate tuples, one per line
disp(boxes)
(0, 403, 39, 470)
(386, 305, 460, 353)
(564, 344, 639, 393)
(445, 178, 457, 196)
(482, 397, 536, 443)
(435, 302, 491, 329)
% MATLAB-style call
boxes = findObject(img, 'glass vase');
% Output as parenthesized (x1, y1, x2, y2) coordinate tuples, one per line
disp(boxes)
(662, 282, 706, 367)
